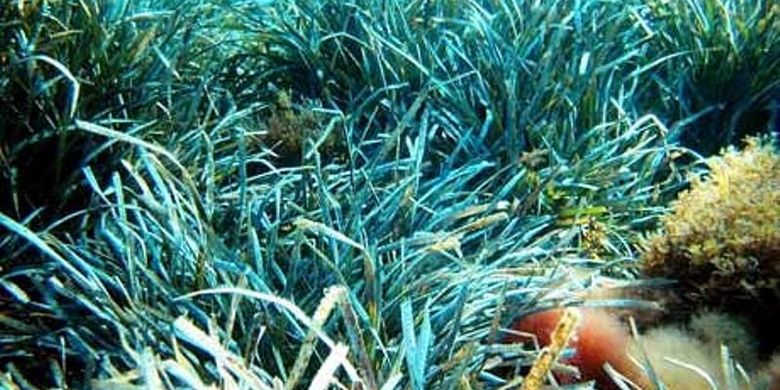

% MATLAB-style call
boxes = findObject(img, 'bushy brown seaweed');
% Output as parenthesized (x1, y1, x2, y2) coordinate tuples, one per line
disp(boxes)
(641, 137, 780, 352)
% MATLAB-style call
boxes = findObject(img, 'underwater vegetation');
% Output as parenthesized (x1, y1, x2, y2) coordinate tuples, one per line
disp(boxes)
(642, 137, 780, 356)
(637, 1, 780, 155)
(0, 0, 778, 389)
(642, 137, 780, 301)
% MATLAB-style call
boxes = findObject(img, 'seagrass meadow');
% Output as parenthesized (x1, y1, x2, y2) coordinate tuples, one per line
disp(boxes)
(1, 0, 779, 389)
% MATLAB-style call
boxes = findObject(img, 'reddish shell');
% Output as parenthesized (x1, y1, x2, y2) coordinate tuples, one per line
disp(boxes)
(507, 308, 649, 390)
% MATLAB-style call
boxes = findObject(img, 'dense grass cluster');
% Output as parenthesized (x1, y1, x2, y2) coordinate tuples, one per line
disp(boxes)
(0, 0, 777, 389)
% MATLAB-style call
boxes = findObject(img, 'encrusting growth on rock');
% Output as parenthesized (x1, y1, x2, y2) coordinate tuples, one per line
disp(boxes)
(641, 137, 780, 315)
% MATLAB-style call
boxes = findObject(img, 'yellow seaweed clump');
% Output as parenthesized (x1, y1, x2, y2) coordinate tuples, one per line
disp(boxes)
(264, 90, 343, 165)
(641, 137, 780, 306)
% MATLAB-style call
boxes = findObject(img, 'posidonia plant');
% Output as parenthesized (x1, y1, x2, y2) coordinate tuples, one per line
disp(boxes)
(1, 0, 777, 389)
